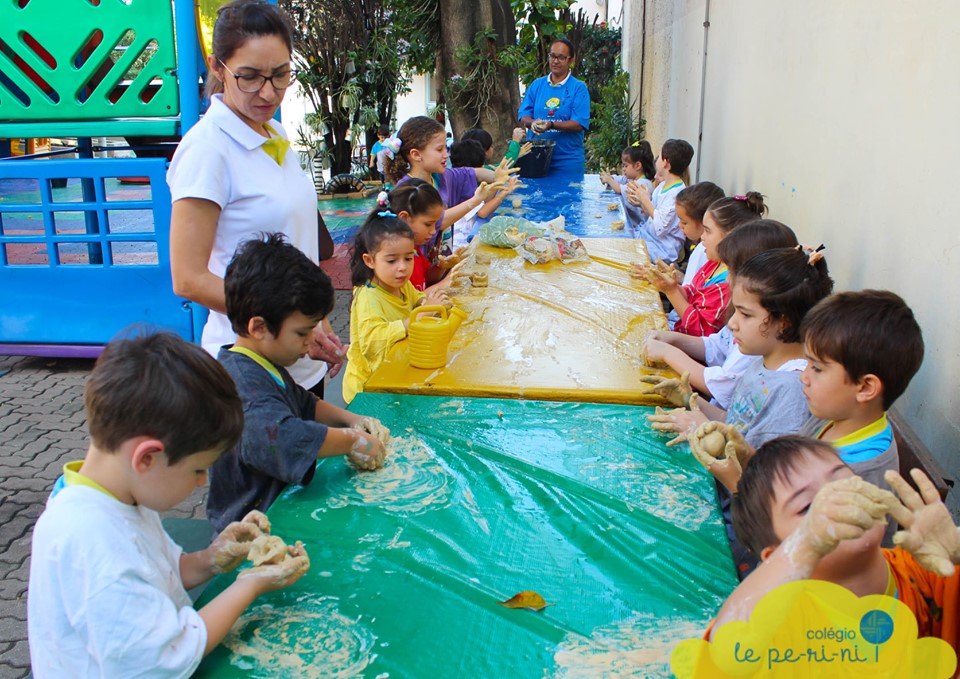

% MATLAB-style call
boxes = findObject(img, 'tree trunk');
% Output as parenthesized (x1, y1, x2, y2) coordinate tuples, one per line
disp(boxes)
(437, 0, 520, 157)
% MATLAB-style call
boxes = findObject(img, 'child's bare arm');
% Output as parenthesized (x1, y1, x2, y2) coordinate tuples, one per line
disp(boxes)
(199, 542, 309, 654)
(318, 428, 386, 469)
(314, 399, 364, 429)
(643, 338, 709, 394)
(710, 477, 895, 639)
(647, 330, 709, 362)
(885, 469, 960, 576)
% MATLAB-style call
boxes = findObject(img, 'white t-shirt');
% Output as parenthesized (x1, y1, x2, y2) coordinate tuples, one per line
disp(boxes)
(28, 487, 206, 678)
(638, 181, 685, 263)
(701, 325, 754, 409)
(167, 94, 325, 388)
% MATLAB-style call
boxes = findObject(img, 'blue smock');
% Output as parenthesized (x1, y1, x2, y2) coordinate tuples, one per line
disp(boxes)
(518, 74, 591, 175)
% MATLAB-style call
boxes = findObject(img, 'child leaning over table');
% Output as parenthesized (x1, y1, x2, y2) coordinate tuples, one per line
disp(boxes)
(29, 333, 309, 678)
(206, 233, 388, 531)
(705, 435, 960, 658)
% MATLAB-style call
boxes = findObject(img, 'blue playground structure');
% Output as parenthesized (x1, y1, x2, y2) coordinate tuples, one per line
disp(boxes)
(0, 0, 206, 357)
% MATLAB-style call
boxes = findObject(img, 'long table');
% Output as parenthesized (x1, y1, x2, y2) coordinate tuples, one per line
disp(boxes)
(364, 238, 677, 406)
(194, 394, 737, 678)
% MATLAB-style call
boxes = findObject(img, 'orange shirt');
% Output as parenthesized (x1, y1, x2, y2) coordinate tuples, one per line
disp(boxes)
(885, 546, 960, 655)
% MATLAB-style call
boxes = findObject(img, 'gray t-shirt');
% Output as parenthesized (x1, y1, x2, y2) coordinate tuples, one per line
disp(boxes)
(726, 356, 810, 448)
(207, 348, 328, 531)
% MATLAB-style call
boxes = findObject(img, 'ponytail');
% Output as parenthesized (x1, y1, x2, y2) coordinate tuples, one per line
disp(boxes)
(349, 211, 415, 287)
(385, 116, 445, 183)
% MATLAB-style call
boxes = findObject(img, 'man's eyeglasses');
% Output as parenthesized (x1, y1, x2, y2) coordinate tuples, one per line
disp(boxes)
(219, 60, 298, 93)
(547, 53, 571, 62)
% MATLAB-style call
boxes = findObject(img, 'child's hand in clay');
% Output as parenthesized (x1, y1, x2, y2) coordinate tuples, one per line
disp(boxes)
(498, 175, 521, 198)
(641, 337, 670, 368)
(624, 181, 650, 206)
(787, 476, 896, 571)
(647, 393, 708, 446)
(885, 469, 960, 577)
(424, 286, 451, 308)
(492, 156, 520, 183)
(347, 429, 387, 470)
(599, 171, 615, 189)
(638, 371, 692, 407)
(629, 262, 649, 280)
(517, 141, 533, 159)
(353, 416, 391, 447)
(512, 127, 525, 143)
(208, 519, 263, 574)
(240, 509, 271, 534)
(645, 265, 679, 293)
(688, 422, 750, 493)
(238, 541, 311, 593)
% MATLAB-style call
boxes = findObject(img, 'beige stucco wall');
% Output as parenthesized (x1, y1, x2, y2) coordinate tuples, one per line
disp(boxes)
(624, 0, 960, 498)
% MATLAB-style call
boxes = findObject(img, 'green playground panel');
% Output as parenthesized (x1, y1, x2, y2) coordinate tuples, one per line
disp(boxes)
(0, 0, 179, 124)
(195, 394, 737, 678)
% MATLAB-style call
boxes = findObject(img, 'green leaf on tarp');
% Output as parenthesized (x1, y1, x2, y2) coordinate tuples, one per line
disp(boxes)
(499, 591, 552, 611)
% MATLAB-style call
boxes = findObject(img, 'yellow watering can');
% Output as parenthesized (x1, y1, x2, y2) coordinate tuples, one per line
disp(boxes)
(408, 305, 468, 369)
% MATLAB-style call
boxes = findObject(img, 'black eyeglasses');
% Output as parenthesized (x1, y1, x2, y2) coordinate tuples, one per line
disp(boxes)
(219, 60, 298, 92)
(548, 53, 571, 62)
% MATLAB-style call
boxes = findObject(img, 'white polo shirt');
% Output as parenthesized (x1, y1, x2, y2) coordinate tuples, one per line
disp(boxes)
(167, 95, 325, 387)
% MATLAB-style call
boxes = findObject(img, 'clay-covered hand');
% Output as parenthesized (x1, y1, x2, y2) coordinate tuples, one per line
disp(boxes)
(240, 509, 271, 534)
(629, 262, 649, 280)
(688, 422, 750, 492)
(645, 266, 679, 293)
(492, 156, 521, 183)
(530, 119, 549, 135)
(885, 469, 960, 577)
(498, 175, 521, 198)
(640, 337, 670, 369)
(624, 181, 650, 207)
(517, 141, 533, 159)
(237, 541, 311, 592)
(209, 520, 263, 574)
(475, 180, 507, 202)
(638, 371, 692, 407)
(786, 476, 897, 571)
(599, 171, 614, 188)
(347, 429, 387, 471)
(646, 393, 708, 446)
(512, 127, 525, 143)
(423, 287, 452, 309)
(353, 416, 391, 447)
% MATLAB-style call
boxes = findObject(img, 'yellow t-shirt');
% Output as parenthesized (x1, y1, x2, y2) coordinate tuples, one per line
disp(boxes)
(343, 281, 424, 403)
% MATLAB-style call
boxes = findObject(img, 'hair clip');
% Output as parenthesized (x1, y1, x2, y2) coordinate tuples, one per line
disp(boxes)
(797, 243, 826, 265)
(631, 140, 640, 147)
(382, 137, 402, 160)
(377, 210, 397, 218)
(376, 191, 389, 207)
(734, 195, 747, 201)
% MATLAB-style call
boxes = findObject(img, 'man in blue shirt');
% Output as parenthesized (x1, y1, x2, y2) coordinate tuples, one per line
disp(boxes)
(518, 38, 591, 176)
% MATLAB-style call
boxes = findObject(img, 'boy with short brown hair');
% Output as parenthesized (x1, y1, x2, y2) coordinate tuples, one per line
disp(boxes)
(29, 333, 309, 677)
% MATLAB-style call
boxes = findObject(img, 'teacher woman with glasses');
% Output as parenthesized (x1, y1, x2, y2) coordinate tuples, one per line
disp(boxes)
(167, 0, 344, 396)
(518, 38, 591, 176)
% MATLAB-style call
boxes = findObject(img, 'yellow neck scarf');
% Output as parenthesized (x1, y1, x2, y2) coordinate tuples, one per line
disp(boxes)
(261, 124, 290, 166)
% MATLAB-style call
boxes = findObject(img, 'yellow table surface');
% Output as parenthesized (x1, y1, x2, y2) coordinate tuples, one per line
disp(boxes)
(364, 238, 678, 405)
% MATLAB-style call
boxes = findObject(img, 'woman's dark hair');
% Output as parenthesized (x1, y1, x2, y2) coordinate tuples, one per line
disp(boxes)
(660, 139, 694, 176)
(675, 181, 725, 222)
(718, 219, 798, 274)
(706, 192, 768, 233)
(450, 139, 486, 168)
(551, 38, 576, 60)
(349, 211, 415, 286)
(621, 141, 656, 181)
(735, 247, 834, 344)
(462, 128, 493, 152)
(388, 178, 443, 219)
(384, 116, 445, 183)
(206, 0, 294, 98)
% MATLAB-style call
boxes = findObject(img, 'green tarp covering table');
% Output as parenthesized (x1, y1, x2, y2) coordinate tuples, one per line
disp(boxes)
(195, 394, 738, 678)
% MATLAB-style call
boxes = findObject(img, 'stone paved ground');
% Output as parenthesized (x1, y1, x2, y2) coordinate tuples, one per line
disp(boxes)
(0, 290, 352, 679)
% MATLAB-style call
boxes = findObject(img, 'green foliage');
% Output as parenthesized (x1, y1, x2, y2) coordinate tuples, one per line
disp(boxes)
(584, 69, 643, 174)
(445, 28, 523, 126)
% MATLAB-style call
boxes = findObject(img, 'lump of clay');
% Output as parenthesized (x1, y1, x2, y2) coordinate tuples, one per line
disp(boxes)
(511, 198, 523, 209)
(699, 430, 728, 459)
(608, 202, 619, 211)
(611, 220, 625, 231)
(354, 417, 391, 447)
(475, 251, 492, 265)
(248, 535, 289, 566)
(471, 271, 489, 287)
